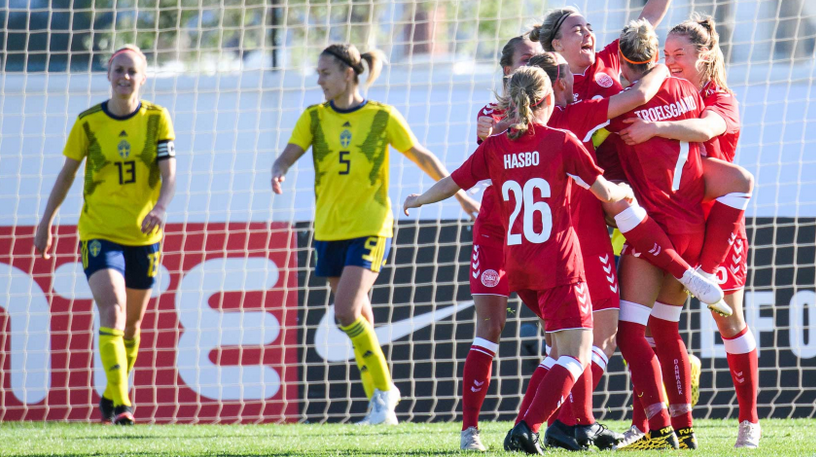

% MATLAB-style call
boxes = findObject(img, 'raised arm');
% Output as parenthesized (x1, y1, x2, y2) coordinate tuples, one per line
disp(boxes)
(403, 176, 462, 215)
(403, 145, 480, 219)
(619, 109, 727, 145)
(34, 157, 82, 259)
(606, 64, 670, 119)
(271, 143, 307, 194)
(638, 0, 672, 28)
(142, 158, 176, 234)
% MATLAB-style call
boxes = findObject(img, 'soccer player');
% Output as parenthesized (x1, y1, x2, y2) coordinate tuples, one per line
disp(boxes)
(271, 43, 479, 426)
(618, 16, 760, 449)
(404, 65, 634, 455)
(34, 45, 177, 425)
(460, 34, 541, 452)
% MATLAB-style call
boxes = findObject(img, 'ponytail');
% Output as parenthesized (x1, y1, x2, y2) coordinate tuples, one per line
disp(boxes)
(321, 44, 386, 90)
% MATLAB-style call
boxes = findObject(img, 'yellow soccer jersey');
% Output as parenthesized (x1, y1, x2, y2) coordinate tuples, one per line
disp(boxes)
(288, 100, 418, 241)
(63, 101, 176, 245)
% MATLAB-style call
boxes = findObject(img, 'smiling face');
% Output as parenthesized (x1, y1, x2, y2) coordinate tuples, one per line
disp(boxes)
(316, 54, 354, 102)
(503, 39, 543, 76)
(107, 52, 146, 99)
(551, 14, 596, 72)
(664, 33, 706, 88)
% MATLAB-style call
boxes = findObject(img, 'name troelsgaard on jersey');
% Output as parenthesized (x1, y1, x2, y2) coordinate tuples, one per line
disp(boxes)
(503, 151, 540, 169)
(633, 95, 698, 122)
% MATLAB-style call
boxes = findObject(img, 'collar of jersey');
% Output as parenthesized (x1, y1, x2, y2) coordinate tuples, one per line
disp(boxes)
(330, 99, 367, 113)
(102, 101, 142, 121)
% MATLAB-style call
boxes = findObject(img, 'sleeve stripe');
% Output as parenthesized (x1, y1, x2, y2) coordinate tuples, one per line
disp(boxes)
(567, 173, 591, 189)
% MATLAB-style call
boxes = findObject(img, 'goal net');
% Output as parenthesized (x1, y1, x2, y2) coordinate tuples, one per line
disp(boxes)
(1, 0, 815, 423)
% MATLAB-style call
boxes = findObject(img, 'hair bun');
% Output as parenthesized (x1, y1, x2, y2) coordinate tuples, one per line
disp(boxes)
(529, 24, 543, 42)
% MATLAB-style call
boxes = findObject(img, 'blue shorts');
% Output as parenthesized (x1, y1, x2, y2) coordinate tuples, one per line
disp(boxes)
(314, 236, 391, 277)
(80, 239, 161, 290)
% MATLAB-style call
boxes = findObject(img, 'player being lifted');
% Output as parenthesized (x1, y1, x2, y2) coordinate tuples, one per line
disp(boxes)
(618, 15, 759, 449)
(34, 45, 177, 425)
(271, 43, 479, 425)
(404, 65, 634, 455)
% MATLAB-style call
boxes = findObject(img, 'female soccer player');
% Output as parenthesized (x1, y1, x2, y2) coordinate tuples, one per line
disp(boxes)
(34, 45, 177, 425)
(618, 16, 760, 449)
(271, 43, 479, 426)
(460, 34, 541, 452)
(405, 65, 633, 455)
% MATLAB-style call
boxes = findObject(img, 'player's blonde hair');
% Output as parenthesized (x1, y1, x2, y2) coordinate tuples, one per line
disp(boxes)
(529, 7, 581, 52)
(321, 43, 385, 91)
(108, 44, 147, 70)
(497, 66, 552, 140)
(669, 14, 730, 92)
(619, 19, 659, 73)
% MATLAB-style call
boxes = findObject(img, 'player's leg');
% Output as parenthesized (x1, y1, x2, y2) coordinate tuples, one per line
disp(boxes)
(122, 242, 160, 378)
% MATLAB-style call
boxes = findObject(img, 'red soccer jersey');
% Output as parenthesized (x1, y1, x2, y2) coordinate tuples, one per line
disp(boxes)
(700, 81, 741, 163)
(572, 40, 624, 103)
(607, 77, 708, 235)
(451, 125, 604, 291)
(473, 103, 507, 239)
(550, 98, 613, 256)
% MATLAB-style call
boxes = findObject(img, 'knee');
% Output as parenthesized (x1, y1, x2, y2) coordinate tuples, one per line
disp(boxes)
(124, 323, 142, 340)
(476, 317, 505, 342)
(598, 334, 617, 359)
(717, 320, 747, 339)
(334, 307, 360, 328)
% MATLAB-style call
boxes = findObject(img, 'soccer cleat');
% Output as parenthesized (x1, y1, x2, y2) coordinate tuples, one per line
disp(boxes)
(676, 426, 698, 449)
(680, 268, 725, 305)
(734, 420, 761, 449)
(695, 268, 733, 316)
(614, 426, 679, 450)
(112, 405, 135, 425)
(617, 425, 646, 448)
(575, 422, 623, 450)
(543, 419, 580, 451)
(503, 428, 514, 451)
(689, 353, 701, 408)
(356, 385, 400, 425)
(460, 426, 487, 452)
(506, 421, 544, 455)
(99, 396, 115, 423)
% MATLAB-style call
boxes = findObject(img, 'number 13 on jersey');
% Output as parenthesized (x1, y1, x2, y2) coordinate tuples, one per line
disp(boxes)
(502, 178, 552, 245)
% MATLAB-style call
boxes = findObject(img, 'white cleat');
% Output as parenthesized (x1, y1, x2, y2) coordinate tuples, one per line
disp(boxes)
(679, 268, 725, 305)
(734, 420, 761, 449)
(357, 385, 400, 425)
(694, 268, 733, 316)
(615, 425, 646, 449)
(460, 426, 487, 452)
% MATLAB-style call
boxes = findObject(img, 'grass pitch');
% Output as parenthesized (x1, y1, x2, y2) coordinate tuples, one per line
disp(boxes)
(0, 419, 814, 456)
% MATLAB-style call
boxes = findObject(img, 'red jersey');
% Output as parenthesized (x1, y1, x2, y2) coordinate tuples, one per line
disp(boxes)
(451, 126, 604, 291)
(572, 40, 623, 103)
(473, 103, 507, 239)
(700, 81, 741, 163)
(607, 77, 707, 235)
(549, 98, 613, 257)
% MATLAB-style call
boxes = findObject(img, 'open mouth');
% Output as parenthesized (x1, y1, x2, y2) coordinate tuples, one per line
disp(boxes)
(580, 43, 593, 55)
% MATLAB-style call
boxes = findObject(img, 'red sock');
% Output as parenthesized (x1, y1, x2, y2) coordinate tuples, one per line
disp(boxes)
(631, 388, 649, 432)
(561, 347, 608, 425)
(617, 319, 671, 431)
(700, 197, 748, 274)
(516, 358, 553, 425)
(649, 308, 692, 430)
(462, 338, 497, 430)
(615, 208, 691, 279)
(522, 356, 583, 433)
(723, 327, 759, 423)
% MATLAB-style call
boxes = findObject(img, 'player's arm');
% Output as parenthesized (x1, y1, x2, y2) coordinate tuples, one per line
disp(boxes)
(606, 64, 670, 119)
(403, 176, 462, 215)
(638, 0, 672, 28)
(403, 145, 480, 219)
(619, 110, 727, 145)
(271, 143, 307, 195)
(142, 158, 176, 235)
(588, 176, 635, 203)
(34, 157, 82, 259)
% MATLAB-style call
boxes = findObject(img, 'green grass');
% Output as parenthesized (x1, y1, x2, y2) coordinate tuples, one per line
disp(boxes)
(0, 419, 813, 456)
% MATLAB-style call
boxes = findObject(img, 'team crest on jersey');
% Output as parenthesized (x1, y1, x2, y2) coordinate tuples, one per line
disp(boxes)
(481, 269, 500, 288)
(89, 240, 102, 257)
(118, 139, 131, 158)
(595, 72, 614, 89)
(340, 129, 352, 148)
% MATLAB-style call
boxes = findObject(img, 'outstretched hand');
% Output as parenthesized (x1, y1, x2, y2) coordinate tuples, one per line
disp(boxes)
(403, 194, 422, 216)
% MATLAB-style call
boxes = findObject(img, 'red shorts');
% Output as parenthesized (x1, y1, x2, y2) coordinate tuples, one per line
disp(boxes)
(714, 237, 748, 294)
(517, 282, 593, 332)
(620, 230, 704, 267)
(584, 248, 620, 311)
(470, 235, 509, 297)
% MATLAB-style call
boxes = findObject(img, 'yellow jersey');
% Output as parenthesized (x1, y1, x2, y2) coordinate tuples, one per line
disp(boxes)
(64, 101, 176, 245)
(288, 100, 418, 241)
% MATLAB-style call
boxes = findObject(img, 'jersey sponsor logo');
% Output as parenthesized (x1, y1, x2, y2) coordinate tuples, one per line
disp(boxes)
(89, 240, 102, 257)
(340, 129, 352, 147)
(117, 139, 131, 158)
(634, 95, 698, 122)
(595, 72, 614, 88)
(481, 269, 500, 288)
(503, 151, 539, 169)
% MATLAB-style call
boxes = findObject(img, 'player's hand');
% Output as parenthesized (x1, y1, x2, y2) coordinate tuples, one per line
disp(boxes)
(477, 116, 495, 141)
(141, 205, 166, 234)
(619, 118, 656, 145)
(33, 223, 53, 260)
(618, 183, 636, 204)
(271, 167, 286, 194)
(403, 194, 422, 216)
(455, 193, 480, 220)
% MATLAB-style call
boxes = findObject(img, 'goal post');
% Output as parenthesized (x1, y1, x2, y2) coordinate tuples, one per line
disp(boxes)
(1, 0, 815, 423)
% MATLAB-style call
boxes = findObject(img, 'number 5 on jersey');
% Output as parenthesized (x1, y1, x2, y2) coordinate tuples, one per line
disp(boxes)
(502, 178, 552, 245)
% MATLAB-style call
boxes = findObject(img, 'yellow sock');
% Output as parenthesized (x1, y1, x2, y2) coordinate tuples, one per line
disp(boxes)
(124, 330, 141, 375)
(340, 316, 392, 392)
(354, 346, 375, 399)
(98, 327, 131, 407)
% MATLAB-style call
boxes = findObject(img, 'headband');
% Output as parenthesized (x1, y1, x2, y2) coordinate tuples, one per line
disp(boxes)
(531, 93, 548, 107)
(108, 48, 146, 67)
(619, 48, 656, 65)
(323, 49, 364, 74)
(549, 12, 573, 44)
